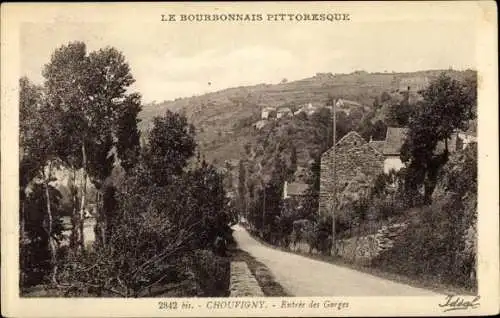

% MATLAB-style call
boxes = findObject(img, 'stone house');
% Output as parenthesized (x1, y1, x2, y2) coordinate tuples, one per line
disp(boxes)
(261, 107, 275, 120)
(283, 181, 309, 200)
(382, 127, 467, 174)
(457, 130, 477, 149)
(319, 131, 384, 216)
(382, 127, 408, 174)
(276, 107, 292, 119)
(253, 119, 268, 130)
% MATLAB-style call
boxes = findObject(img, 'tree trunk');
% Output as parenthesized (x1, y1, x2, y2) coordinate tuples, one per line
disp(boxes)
(96, 189, 107, 248)
(80, 142, 88, 252)
(20, 193, 26, 242)
(70, 166, 80, 251)
(43, 162, 58, 285)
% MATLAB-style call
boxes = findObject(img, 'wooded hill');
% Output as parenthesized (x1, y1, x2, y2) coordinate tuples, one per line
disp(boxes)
(139, 69, 476, 166)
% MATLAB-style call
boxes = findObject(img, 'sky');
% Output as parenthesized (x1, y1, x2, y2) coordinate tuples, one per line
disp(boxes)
(20, 6, 478, 104)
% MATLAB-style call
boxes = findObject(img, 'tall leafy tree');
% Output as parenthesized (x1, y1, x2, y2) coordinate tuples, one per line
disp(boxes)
(42, 42, 141, 250)
(115, 93, 142, 173)
(237, 159, 247, 218)
(401, 73, 476, 204)
(20, 77, 62, 284)
(143, 110, 196, 186)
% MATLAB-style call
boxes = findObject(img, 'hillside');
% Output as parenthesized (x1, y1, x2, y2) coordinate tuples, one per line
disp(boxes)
(139, 69, 476, 166)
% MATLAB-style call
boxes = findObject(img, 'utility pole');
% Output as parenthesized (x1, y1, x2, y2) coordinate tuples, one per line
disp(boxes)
(331, 98, 337, 256)
(261, 182, 266, 238)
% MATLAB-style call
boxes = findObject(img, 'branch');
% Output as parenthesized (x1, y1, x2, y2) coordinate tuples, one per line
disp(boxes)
(136, 267, 174, 296)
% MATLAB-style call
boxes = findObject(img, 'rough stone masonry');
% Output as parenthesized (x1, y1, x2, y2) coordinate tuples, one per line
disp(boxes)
(319, 131, 384, 216)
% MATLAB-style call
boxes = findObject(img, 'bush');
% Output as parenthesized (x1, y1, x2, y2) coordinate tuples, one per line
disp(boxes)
(373, 194, 476, 289)
(188, 250, 230, 297)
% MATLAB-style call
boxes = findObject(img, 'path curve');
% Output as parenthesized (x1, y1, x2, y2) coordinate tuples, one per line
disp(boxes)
(232, 224, 442, 296)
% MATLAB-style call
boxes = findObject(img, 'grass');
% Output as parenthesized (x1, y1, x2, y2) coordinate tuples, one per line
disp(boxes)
(245, 229, 475, 296)
(228, 245, 290, 297)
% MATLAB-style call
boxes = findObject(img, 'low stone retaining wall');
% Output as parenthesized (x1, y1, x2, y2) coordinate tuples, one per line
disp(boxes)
(336, 222, 408, 264)
(286, 222, 409, 265)
(229, 261, 264, 297)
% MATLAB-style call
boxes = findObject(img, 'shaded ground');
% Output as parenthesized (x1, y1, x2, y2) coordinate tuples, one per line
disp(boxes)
(229, 248, 290, 297)
(233, 224, 442, 296)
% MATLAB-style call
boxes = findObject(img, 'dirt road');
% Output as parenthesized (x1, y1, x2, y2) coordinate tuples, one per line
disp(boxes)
(232, 225, 442, 296)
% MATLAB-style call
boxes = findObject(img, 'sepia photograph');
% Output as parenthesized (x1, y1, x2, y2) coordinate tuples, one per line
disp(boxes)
(1, 1, 498, 317)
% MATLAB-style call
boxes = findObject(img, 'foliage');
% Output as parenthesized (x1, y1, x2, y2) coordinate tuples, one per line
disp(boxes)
(400, 73, 476, 204)
(386, 90, 413, 127)
(53, 109, 230, 297)
(143, 110, 196, 186)
(42, 41, 143, 251)
(115, 93, 142, 173)
(20, 42, 231, 297)
(20, 184, 65, 287)
(369, 145, 477, 290)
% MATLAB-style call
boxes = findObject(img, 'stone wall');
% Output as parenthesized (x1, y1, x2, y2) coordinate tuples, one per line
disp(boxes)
(229, 262, 264, 297)
(319, 131, 384, 216)
(335, 222, 408, 265)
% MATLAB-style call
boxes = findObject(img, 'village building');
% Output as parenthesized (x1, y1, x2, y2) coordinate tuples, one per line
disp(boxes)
(283, 181, 310, 200)
(276, 107, 292, 119)
(253, 119, 268, 130)
(382, 127, 471, 174)
(457, 130, 477, 149)
(294, 102, 318, 116)
(382, 127, 408, 174)
(319, 131, 384, 216)
(261, 107, 275, 120)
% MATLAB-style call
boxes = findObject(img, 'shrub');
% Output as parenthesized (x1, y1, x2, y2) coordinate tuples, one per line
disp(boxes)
(185, 250, 230, 297)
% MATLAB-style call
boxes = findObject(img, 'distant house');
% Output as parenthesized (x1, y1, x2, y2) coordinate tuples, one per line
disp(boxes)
(458, 130, 477, 149)
(319, 131, 384, 216)
(294, 103, 318, 116)
(283, 181, 310, 200)
(382, 127, 475, 174)
(253, 120, 268, 130)
(398, 76, 430, 92)
(304, 102, 317, 115)
(261, 107, 275, 120)
(276, 107, 292, 119)
(382, 127, 408, 174)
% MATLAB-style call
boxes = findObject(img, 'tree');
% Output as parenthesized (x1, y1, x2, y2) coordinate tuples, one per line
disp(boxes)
(115, 93, 142, 173)
(372, 96, 381, 109)
(20, 77, 63, 284)
(144, 110, 196, 186)
(372, 120, 387, 140)
(380, 91, 391, 103)
(43, 42, 141, 251)
(56, 117, 230, 297)
(288, 144, 298, 179)
(387, 93, 413, 127)
(237, 160, 247, 218)
(401, 73, 476, 204)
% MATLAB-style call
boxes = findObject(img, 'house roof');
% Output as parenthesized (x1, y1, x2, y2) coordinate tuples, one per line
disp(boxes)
(277, 107, 292, 113)
(286, 182, 309, 196)
(383, 127, 408, 155)
(368, 140, 385, 153)
(336, 131, 365, 146)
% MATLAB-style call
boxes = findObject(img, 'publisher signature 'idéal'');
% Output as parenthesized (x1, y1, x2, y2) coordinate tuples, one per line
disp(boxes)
(438, 295, 480, 312)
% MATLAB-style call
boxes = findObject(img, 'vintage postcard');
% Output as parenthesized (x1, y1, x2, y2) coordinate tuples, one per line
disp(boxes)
(1, 1, 498, 317)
